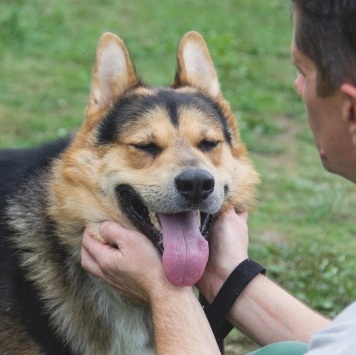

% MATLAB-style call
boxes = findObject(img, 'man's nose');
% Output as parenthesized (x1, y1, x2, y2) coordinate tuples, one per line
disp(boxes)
(294, 74, 304, 97)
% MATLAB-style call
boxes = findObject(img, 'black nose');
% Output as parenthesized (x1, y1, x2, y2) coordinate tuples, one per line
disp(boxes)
(175, 169, 215, 204)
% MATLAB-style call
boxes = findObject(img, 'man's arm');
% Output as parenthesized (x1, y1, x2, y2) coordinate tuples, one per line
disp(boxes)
(224, 274, 329, 345)
(149, 283, 220, 355)
(196, 208, 330, 345)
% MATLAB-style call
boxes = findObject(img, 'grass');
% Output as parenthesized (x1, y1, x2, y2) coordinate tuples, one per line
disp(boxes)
(1, 0, 355, 353)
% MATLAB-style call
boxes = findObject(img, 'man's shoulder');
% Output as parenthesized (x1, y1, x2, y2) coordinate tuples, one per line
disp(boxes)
(307, 301, 356, 355)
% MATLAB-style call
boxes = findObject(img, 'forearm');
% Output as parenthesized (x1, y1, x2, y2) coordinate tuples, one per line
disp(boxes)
(203, 273, 330, 345)
(150, 286, 220, 355)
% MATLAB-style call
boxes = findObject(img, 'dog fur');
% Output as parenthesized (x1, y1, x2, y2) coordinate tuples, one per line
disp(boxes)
(0, 32, 259, 354)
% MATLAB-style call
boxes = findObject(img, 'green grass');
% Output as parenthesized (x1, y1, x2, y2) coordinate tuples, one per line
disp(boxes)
(1, 0, 355, 352)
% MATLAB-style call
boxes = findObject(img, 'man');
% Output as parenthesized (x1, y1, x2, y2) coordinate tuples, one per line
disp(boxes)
(81, 0, 356, 353)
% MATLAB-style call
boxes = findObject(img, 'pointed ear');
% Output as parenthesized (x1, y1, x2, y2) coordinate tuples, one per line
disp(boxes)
(88, 33, 139, 114)
(174, 31, 220, 97)
(341, 84, 356, 144)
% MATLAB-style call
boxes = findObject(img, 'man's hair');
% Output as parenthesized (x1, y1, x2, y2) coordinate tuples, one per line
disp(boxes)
(291, 0, 356, 96)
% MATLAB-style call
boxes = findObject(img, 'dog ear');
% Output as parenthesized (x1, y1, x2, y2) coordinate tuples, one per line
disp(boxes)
(87, 33, 139, 116)
(174, 31, 220, 97)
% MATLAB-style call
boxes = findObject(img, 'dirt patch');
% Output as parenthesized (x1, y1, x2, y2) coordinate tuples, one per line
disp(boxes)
(265, 115, 306, 168)
(257, 229, 286, 244)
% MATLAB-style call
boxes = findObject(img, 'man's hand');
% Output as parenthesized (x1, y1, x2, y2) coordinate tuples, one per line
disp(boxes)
(196, 206, 249, 303)
(81, 221, 167, 303)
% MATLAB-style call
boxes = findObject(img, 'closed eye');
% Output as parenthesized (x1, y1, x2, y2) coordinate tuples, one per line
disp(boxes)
(198, 139, 220, 152)
(131, 142, 162, 156)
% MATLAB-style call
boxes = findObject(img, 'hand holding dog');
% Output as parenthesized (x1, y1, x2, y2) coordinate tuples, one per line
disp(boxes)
(81, 206, 249, 304)
(196, 206, 249, 303)
(81, 222, 169, 303)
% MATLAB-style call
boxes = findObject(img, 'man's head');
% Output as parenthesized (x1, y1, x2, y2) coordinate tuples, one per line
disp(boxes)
(290, 0, 356, 97)
(290, 0, 356, 183)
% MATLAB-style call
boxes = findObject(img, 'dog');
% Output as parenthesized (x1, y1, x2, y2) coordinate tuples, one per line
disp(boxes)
(0, 31, 259, 354)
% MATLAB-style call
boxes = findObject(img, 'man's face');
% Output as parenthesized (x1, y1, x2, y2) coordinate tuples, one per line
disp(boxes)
(291, 35, 356, 182)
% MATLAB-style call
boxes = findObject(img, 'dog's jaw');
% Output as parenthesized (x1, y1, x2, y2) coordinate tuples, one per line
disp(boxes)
(115, 184, 215, 286)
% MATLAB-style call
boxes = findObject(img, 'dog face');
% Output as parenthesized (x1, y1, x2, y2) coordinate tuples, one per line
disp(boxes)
(51, 32, 259, 286)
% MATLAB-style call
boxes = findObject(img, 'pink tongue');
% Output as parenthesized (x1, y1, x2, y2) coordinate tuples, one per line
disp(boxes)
(158, 211, 209, 287)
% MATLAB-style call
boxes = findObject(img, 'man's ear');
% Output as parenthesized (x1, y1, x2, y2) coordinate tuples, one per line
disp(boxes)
(341, 84, 356, 144)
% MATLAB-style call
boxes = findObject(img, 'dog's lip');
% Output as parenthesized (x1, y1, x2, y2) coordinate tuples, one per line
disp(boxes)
(115, 184, 214, 254)
(116, 184, 161, 251)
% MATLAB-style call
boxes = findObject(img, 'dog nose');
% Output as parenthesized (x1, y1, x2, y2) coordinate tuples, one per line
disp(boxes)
(175, 169, 215, 204)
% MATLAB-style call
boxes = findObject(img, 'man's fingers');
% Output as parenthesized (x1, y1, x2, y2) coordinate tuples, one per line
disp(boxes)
(82, 228, 124, 270)
(238, 211, 248, 222)
(99, 221, 154, 251)
(99, 221, 132, 246)
(81, 244, 105, 279)
(82, 229, 111, 256)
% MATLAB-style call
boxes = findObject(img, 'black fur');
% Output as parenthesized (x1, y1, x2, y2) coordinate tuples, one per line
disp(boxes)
(0, 137, 72, 200)
(97, 88, 232, 145)
(0, 137, 74, 354)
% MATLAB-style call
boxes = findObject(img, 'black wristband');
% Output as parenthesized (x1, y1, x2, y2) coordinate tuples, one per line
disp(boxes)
(203, 259, 266, 342)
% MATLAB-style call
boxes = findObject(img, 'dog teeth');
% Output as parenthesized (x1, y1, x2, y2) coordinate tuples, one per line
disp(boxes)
(149, 211, 162, 231)
(197, 210, 201, 228)
(154, 221, 161, 231)
(149, 211, 201, 230)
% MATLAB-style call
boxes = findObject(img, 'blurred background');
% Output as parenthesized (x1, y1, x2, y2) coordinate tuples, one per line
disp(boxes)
(1, 1, 355, 353)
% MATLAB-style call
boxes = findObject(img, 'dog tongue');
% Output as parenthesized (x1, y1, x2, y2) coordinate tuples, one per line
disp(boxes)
(158, 211, 209, 287)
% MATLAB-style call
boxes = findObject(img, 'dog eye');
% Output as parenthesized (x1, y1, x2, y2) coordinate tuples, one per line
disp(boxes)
(198, 140, 220, 152)
(131, 143, 161, 156)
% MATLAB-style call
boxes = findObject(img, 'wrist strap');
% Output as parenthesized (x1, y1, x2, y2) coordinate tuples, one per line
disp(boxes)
(202, 259, 266, 343)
